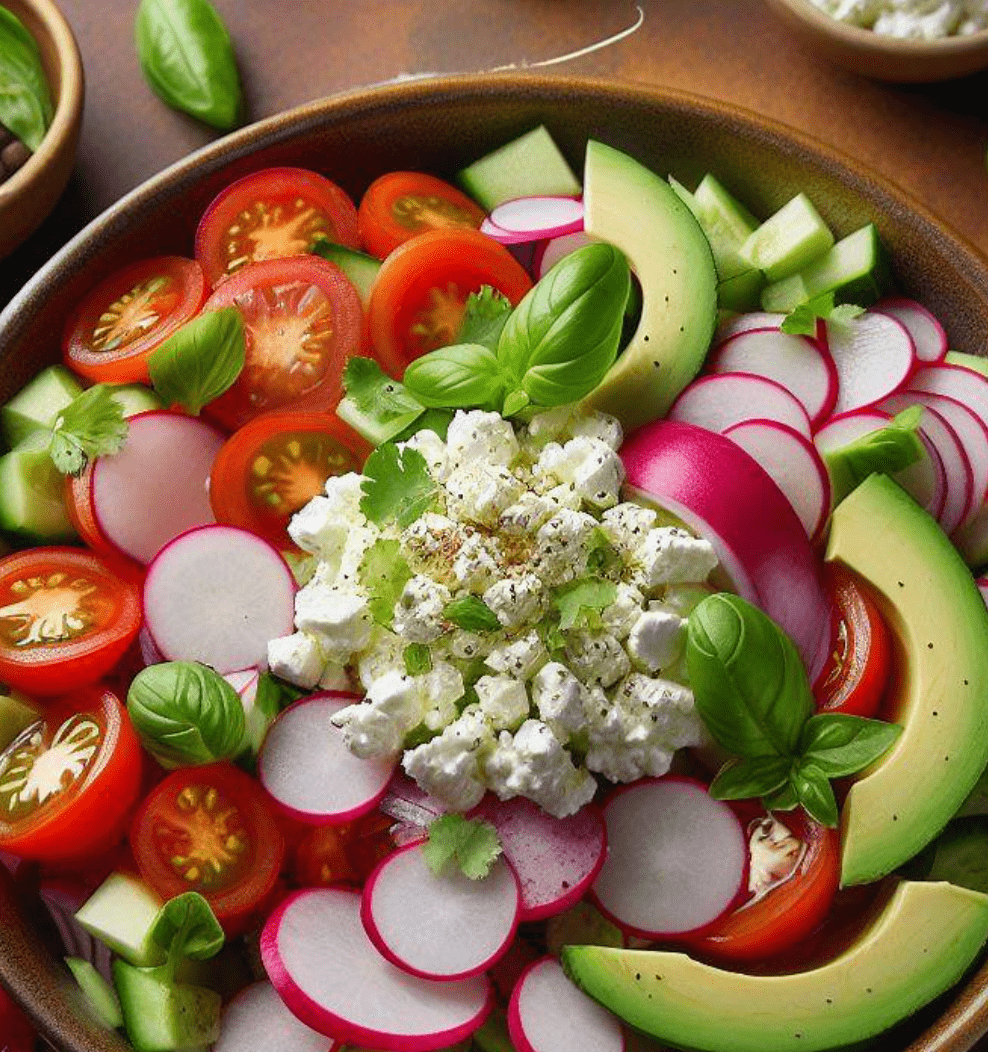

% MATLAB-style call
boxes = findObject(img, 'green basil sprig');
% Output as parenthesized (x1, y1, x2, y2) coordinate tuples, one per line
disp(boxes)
(686, 593, 901, 827)
(135, 0, 243, 130)
(149, 892, 224, 965)
(147, 307, 245, 414)
(0, 6, 54, 151)
(403, 344, 504, 409)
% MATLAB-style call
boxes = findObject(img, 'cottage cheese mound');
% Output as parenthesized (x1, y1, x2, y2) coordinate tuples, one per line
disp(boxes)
(808, 0, 988, 37)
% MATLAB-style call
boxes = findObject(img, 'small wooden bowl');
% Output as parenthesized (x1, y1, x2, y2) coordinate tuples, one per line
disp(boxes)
(0, 0, 83, 259)
(763, 0, 988, 81)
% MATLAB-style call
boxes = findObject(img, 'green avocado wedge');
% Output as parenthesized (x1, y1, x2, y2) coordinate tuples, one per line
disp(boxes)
(579, 141, 717, 431)
(826, 474, 988, 886)
(562, 880, 988, 1052)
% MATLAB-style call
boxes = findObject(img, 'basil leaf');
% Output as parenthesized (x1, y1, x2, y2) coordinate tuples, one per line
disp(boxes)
(552, 578, 617, 632)
(444, 596, 501, 633)
(709, 757, 791, 801)
(127, 662, 246, 767)
(502, 390, 531, 417)
(799, 712, 901, 778)
(147, 307, 245, 414)
(455, 287, 513, 352)
(686, 593, 813, 759)
(0, 7, 53, 151)
(150, 892, 223, 966)
(403, 344, 505, 409)
(134, 0, 242, 130)
(792, 761, 840, 828)
(497, 243, 630, 406)
(763, 781, 800, 812)
(392, 408, 454, 444)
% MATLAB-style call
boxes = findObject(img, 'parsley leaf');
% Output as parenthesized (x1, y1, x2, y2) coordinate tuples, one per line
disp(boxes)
(359, 538, 413, 627)
(456, 286, 513, 352)
(338, 358, 425, 443)
(48, 384, 128, 475)
(359, 444, 439, 528)
(552, 578, 618, 632)
(444, 595, 501, 633)
(421, 813, 503, 880)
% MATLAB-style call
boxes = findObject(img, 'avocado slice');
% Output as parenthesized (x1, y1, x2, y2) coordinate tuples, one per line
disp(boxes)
(826, 473, 988, 886)
(579, 141, 718, 431)
(562, 880, 988, 1052)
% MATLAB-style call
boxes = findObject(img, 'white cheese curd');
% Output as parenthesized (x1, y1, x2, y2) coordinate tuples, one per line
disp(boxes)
(808, 0, 988, 37)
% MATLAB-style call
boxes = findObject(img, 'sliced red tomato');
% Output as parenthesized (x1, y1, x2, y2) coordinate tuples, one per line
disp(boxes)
(62, 257, 207, 384)
(0, 548, 142, 696)
(130, 762, 285, 936)
(0, 686, 142, 862)
(196, 167, 361, 287)
(684, 809, 840, 964)
(813, 564, 891, 718)
(358, 171, 487, 259)
(209, 410, 371, 549)
(201, 257, 364, 431)
(291, 810, 395, 887)
(0, 985, 36, 1052)
(367, 227, 532, 378)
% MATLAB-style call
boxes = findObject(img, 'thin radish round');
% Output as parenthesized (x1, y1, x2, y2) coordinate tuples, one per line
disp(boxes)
(138, 625, 164, 667)
(361, 841, 520, 981)
(591, 777, 746, 939)
(259, 694, 397, 825)
(874, 297, 947, 364)
(824, 312, 914, 415)
(722, 420, 831, 541)
(214, 981, 330, 1052)
(535, 231, 593, 279)
(708, 330, 838, 427)
(954, 503, 988, 566)
(379, 771, 447, 844)
(473, 796, 607, 922)
(90, 410, 224, 565)
(224, 668, 260, 698)
(488, 196, 583, 241)
(669, 372, 812, 439)
(261, 886, 493, 1051)
(507, 956, 625, 1052)
(714, 311, 786, 344)
(143, 524, 295, 673)
(908, 363, 988, 434)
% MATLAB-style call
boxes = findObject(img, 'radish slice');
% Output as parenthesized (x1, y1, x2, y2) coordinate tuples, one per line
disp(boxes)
(90, 410, 224, 565)
(39, 880, 114, 985)
(473, 796, 607, 922)
(708, 330, 838, 427)
(485, 196, 583, 244)
(874, 297, 947, 364)
(823, 312, 914, 415)
(621, 420, 831, 680)
(535, 231, 594, 279)
(143, 524, 295, 673)
(362, 841, 521, 981)
(259, 694, 397, 825)
(669, 372, 812, 439)
(261, 886, 493, 1050)
(214, 981, 330, 1052)
(379, 771, 447, 844)
(714, 311, 786, 344)
(722, 420, 831, 541)
(592, 777, 746, 938)
(508, 956, 625, 1052)
(224, 668, 260, 698)
(908, 363, 988, 433)
(138, 625, 164, 667)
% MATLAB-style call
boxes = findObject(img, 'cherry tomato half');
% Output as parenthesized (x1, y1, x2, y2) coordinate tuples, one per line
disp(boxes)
(0, 685, 142, 862)
(367, 227, 532, 378)
(201, 257, 364, 432)
(813, 564, 891, 719)
(358, 171, 487, 259)
(62, 257, 207, 384)
(0, 985, 36, 1052)
(131, 763, 285, 936)
(291, 810, 395, 888)
(209, 411, 371, 549)
(196, 167, 361, 286)
(0, 548, 142, 696)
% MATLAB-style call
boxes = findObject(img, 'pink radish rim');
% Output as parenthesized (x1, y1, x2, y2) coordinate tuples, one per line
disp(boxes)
(489, 195, 583, 237)
(874, 297, 948, 364)
(911, 390, 988, 516)
(670, 370, 813, 438)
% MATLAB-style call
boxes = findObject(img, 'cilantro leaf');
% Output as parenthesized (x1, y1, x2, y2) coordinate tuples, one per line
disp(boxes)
(443, 595, 501, 633)
(780, 292, 864, 336)
(421, 813, 503, 880)
(338, 358, 425, 443)
(552, 578, 618, 632)
(585, 528, 622, 576)
(455, 286, 513, 352)
(48, 384, 128, 475)
(359, 538, 413, 627)
(403, 643, 433, 676)
(359, 444, 439, 528)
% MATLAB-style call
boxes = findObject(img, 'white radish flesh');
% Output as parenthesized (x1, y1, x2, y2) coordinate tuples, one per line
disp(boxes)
(536, 231, 594, 279)
(488, 196, 583, 240)
(908, 363, 988, 434)
(507, 956, 625, 1052)
(143, 524, 295, 674)
(473, 796, 607, 922)
(90, 411, 224, 565)
(261, 886, 492, 1051)
(214, 981, 330, 1052)
(592, 777, 746, 938)
(714, 311, 786, 344)
(708, 330, 838, 427)
(362, 842, 520, 981)
(723, 420, 831, 541)
(824, 312, 914, 415)
(669, 372, 812, 439)
(874, 297, 947, 364)
(259, 694, 397, 824)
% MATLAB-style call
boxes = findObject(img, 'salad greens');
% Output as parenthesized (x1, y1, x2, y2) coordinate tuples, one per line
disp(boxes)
(552, 578, 618, 632)
(47, 384, 128, 476)
(0, 6, 54, 152)
(338, 357, 427, 441)
(422, 813, 503, 880)
(443, 595, 501, 633)
(359, 444, 439, 529)
(780, 291, 864, 336)
(359, 538, 413, 628)
(686, 593, 901, 826)
(403, 643, 434, 676)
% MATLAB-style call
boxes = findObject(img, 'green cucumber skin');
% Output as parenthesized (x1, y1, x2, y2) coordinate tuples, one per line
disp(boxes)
(113, 961, 220, 1052)
(0, 444, 76, 544)
(0, 365, 83, 449)
(66, 956, 124, 1030)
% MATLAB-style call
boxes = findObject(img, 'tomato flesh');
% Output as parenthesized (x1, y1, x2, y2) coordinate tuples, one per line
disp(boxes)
(291, 811, 395, 887)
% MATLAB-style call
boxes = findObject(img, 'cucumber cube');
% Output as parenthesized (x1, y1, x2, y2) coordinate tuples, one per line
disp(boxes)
(113, 961, 221, 1052)
(739, 192, 835, 282)
(76, 873, 166, 967)
(0, 365, 83, 449)
(0, 442, 77, 544)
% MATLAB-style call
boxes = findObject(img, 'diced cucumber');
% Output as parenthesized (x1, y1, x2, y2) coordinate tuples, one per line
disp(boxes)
(336, 389, 424, 447)
(739, 192, 835, 282)
(717, 267, 768, 312)
(0, 365, 83, 449)
(311, 240, 381, 304)
(693, 174, 760, 243)
(0, 440, 76, 543)
(946, 350, 988, 378)
(457, 125, 582, 212)
(0, 689, 37, 750)
(113, 960, 220, 1052)
(76, 873, 166, 967)
(109, 384, 165, 418)
(760, 223, 888, 312)
(66, 956, 123, 1030)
